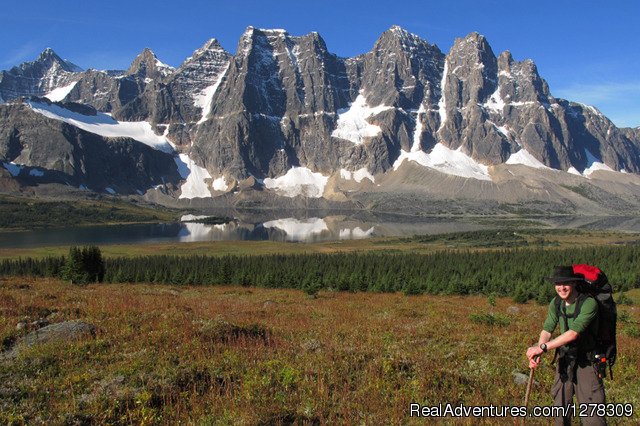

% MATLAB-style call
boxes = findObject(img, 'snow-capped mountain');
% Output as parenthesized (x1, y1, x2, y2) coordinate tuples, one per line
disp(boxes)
(1, 26, 640, 214)
(0, 48, 81, 101)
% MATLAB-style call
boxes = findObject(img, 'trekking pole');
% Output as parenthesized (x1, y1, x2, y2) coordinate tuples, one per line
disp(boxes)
(522, 355, 539, 425)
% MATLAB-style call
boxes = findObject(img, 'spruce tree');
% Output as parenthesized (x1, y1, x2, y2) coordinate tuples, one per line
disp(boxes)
(62, 246, 89, 284)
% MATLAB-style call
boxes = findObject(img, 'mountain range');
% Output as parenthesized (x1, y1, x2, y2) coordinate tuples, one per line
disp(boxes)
(1, 26, 640, 215)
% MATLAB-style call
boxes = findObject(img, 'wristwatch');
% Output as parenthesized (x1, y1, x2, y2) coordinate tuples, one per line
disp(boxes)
(540, 343, 548, 353)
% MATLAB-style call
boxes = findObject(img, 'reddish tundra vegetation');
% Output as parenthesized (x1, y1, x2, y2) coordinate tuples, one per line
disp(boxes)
(1, 276, 638, 425)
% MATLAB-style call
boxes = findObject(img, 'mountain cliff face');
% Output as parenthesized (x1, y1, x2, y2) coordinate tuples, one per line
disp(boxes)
(1, 26, 639, 213)
(0, 99, 181, 193)
(0, 48, 81, 101)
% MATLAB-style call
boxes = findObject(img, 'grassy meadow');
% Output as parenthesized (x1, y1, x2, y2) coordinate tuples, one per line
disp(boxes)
(1, 277, 639, 425)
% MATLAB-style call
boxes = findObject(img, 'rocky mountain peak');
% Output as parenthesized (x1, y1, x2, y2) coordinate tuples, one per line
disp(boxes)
(200, 38, 225, 54)
(127, 48, 174, 80)
(181, 39, 229, 66)
(237, 27, 289, 55)
(441, 31, 498, 109)
(359, 26, 444, 109)
(37, 47, 58, 61)
(497, 50, 514, 75)
(373, 25, 439, 56)
(449, 32, 496, 66)
(23, 48, 80, 74)
(0, 48, 81, 102)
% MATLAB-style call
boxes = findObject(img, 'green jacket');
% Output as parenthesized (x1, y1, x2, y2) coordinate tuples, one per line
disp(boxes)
(543, 295, 599, 355)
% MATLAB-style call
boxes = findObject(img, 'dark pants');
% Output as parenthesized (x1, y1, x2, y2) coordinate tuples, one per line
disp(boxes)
(551, 360, 606, 425)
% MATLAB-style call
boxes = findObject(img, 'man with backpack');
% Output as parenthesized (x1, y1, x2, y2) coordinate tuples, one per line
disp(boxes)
(526, 265, 616, 426)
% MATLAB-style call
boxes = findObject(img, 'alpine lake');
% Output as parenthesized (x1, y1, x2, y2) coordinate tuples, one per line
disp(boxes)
(2, 211, 640, 250)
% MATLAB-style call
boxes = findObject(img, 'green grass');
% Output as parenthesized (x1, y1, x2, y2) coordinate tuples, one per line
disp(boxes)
(469, 312, 511, 327)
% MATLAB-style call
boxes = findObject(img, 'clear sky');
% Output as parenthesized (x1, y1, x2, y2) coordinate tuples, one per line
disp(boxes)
(2, 0, 638, 127)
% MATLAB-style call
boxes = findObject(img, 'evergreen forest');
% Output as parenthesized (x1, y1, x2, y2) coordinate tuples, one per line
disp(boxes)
(2, 243, 639, 302)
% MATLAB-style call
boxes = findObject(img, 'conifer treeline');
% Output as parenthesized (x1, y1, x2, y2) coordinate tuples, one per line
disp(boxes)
(1, 245, 639, 301)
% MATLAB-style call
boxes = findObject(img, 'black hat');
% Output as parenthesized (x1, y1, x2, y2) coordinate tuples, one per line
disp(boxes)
(545, 266, 585, 284)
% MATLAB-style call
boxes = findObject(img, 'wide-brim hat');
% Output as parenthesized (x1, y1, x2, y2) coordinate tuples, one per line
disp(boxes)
(545, 266, 585, 283)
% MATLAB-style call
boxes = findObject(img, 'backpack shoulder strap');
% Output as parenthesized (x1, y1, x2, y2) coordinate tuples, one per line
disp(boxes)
(554, 295, 562, 316)
(574, 293, 587, 318)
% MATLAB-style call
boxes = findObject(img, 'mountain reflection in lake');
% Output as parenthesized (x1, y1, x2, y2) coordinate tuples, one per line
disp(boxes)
(1, 214, 639, 248)
(179, 217, 378, 243)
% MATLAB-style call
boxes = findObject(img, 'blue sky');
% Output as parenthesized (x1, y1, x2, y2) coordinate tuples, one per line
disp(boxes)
(2, 0, 638, 127)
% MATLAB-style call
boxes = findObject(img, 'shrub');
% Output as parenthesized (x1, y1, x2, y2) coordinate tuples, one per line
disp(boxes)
(469, 312, 510, 327)
(624, 324, 640, 338)
(616, 292, 634, 306)
(618, 310, 631, 323)
(487, 293, 496, 307)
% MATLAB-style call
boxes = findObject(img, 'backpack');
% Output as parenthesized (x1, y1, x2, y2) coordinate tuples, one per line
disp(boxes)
(554, 264, 617, 378)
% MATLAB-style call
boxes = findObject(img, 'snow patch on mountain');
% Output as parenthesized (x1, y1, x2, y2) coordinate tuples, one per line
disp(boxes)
(393, 143, 491, 181)
(567, 167, 582, 176)
(194, 63, 229, 124)
(340, 168, 375, 183)
(565, 149, 615, 178)
(155, 59, 174, 76)
(483, 87, 505, 113)
(175, 154, 213, 199)
(27, 101, 175, 153)
(495, 125, 511, 139)
(211, 176, 229, 192)
(437, 61, 449, 130)
(583, 149, 614, 176)
(262, 217, 328, 241)
(506, 149, 550, 169)
(331, 94, 392, 144)
(263, 167, 328, 197)
(411, 103, 426, 152)
(45, 81, 77, 102)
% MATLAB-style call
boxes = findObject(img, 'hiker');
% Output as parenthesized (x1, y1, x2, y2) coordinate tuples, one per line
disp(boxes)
(525, 266, 606, 426)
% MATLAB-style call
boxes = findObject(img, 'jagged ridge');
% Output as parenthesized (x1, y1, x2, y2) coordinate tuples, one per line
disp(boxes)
(1, 26, 639, 204)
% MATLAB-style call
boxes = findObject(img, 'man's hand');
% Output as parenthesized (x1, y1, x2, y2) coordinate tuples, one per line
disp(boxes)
(526, 346, 543, 369)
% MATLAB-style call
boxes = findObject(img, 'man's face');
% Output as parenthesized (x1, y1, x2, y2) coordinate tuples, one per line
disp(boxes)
(555, 282, 576, 301)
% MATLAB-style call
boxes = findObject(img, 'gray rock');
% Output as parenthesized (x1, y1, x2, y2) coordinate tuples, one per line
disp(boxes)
(2, 320, 96, 359)
(512, 370, 538, 386)
(507, 306, 521, 315)
(301, 339, 322, 352)
(29, 319, 49, 328)
(21, 320, 95, 346)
